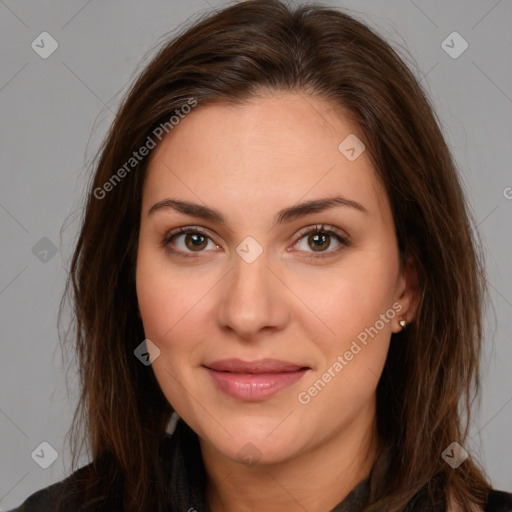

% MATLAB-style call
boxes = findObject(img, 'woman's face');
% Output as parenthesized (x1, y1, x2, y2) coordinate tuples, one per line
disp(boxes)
(136, 92, 416, 466)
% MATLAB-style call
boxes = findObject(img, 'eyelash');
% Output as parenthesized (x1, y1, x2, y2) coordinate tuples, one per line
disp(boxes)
(160, 224, 350, 260)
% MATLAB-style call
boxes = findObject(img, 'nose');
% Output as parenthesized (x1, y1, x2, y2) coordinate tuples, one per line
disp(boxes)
(216, 250, 290, 341)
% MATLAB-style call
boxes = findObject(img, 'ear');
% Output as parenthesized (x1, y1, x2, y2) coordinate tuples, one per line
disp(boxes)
(391, 255, 420, 333)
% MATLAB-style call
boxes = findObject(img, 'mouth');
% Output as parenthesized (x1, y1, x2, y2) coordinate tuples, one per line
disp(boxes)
(203, 358, 310, 401)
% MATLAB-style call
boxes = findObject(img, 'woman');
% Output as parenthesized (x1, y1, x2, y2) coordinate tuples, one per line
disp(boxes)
(10, 0, 512, 511)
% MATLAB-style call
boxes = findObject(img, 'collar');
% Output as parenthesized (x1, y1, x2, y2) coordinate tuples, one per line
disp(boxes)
(159, 418, 436, 511)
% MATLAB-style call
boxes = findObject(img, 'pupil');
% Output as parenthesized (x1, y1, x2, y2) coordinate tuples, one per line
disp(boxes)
(311, 233, 329, 251)
(188, 233, 206, 249)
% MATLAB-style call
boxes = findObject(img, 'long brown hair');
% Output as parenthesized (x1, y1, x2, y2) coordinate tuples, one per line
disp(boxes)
(59, 0, 491, 510)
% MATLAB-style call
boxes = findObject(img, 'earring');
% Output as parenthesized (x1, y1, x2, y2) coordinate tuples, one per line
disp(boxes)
(399, 319, 407, 328)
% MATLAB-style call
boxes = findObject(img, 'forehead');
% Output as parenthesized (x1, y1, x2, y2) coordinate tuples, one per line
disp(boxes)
(142, 92, 388, 222)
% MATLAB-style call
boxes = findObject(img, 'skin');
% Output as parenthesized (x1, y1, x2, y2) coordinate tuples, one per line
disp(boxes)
(136, 91, 419, 512)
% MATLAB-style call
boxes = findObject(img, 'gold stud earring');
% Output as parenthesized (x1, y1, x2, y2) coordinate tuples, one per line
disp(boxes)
(399, 319, 407, 328)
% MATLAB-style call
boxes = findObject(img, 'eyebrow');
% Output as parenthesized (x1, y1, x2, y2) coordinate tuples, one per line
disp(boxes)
(147, 195, 368, 227)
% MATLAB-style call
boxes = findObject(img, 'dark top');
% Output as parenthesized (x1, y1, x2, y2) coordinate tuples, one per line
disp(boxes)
(8, 420, 512, 512)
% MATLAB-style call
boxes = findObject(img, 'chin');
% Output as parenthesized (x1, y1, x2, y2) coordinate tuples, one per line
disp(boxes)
(192, 411, 313, 467)
(209, 431, 299, 467)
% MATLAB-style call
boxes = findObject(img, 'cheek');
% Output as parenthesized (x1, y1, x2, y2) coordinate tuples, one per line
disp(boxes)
(296, 259, 397, 341)
(135, 253, 203, 410)
(296, 251, 398, 385)
(135, 248, 215, 365)
(322, 284, 393, 377)
(136, 248, 186, 350)
(137, 280, 197, 353)
(296, 275, 394, 423)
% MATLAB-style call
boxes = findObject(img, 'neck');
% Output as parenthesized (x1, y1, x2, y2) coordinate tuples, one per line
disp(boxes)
(201, 404, 380, 512)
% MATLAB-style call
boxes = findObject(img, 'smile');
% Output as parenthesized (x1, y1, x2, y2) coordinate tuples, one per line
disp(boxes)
(203, 358, 310, 401)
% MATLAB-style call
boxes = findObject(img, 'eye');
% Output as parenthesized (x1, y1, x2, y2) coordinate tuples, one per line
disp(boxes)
(161, 226, 220, 259)
(290, 224, 350, 259)
(161, 224, 350, 260)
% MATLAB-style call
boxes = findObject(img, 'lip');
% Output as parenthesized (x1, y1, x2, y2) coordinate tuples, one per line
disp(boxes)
(205, 358, 307, 373)
(203, 358, 310, 401)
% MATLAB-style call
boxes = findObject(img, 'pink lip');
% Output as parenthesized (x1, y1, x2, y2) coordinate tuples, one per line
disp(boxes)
(203, 358, 309, 401)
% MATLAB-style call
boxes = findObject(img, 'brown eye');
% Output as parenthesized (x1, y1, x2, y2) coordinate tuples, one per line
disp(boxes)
(184, 232, 208, 251)
(292, 224, 350, 259)
(161, 227, 219, 258)
(307, 232, 331, 252)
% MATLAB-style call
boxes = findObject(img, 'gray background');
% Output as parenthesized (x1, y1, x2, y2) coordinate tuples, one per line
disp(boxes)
(1, 0, 511, 509)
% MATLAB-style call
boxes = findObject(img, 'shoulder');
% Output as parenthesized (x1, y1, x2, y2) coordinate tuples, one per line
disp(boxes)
(447, 489, 512, 512)
(6, 464, 96, 512)
(8, 434, 176, 512)
(485, 489, 512, 512)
